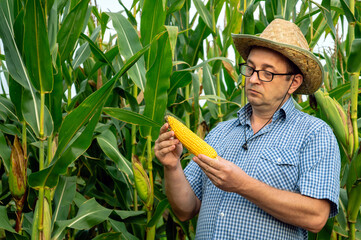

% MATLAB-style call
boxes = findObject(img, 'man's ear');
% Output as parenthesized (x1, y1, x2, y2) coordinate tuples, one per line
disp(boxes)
(288, 74, 303, 94)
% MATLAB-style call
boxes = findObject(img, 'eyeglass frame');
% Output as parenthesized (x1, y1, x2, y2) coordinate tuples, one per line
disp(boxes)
(239, 63, 296, 82)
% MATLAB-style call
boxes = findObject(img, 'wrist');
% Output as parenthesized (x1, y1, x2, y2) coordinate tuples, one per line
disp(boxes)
(164, 161, 182, 172)
(235, 172, 253, 195)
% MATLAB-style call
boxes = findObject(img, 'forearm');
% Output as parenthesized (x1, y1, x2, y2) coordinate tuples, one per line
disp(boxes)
(238, 175, 330, 232)
(164, 164, 201, 221)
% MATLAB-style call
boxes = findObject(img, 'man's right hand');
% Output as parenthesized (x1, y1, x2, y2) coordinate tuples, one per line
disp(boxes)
(154, 123, 183, 170)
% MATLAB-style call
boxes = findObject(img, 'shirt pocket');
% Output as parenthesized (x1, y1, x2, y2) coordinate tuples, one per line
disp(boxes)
(256, 147, 299, 191)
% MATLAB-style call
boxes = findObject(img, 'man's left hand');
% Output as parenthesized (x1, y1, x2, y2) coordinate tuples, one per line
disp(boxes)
(193, 154, 247, 193)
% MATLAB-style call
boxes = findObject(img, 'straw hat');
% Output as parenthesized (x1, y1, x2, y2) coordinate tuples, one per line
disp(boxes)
(232, 19, 323, 95)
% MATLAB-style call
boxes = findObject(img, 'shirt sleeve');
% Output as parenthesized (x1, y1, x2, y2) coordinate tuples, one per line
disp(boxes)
(298, 124, 341, 218)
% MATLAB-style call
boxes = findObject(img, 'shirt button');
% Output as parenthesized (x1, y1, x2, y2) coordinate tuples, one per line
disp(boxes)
(277, 158, 281, 163)
(219, 212, 225, 217)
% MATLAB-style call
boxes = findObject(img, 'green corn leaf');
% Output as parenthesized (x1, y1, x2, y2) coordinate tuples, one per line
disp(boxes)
(113, 87, 139, 112)
(320, 0, 336, 36)
(140, 0, 166, 68)
(0, 96, 18, 122)
(168, 73, 192, 93)
(167, 0, 185, 15)
(283, 0, 298, 20)
(180, 57, 232, 72)
(0, 131, 11, 173)
(329, 78, 361, 102)
(347, 39, 361, 73)
(28, 42, 150, 188)
(193, 0, 214, 33)
(168, 71, 192, 105)
(108, 219, 139, 240)
(0, 124, 21, 137)
(295, 8, 320, 25)
(96, 129, 134, 183)
(48, 0, 58, 58)
(74, 192, 88, 207)
(185, 18, 212, 66)
(81, 6, 93, 33)
(192, 73, 201, 132)
(140, 28, 172, 139)
(107, 12, 147, 91)
(103, 108, 161, 127)
(57, 0, 90, 62)
(48, 54, 64, 134)
(346, 149, 361, 192)
(52, 176, 77, 224)
(113, 210, 145, 219)
(88, 46, 119, 78)
(24, 0, 53, 93)
(265, 0, 275, 23)
(165, 26, 179, 60)
(0, 206, 16, 233)
(336, 189, 348, 232)
(79, 33, 115, 73)
(91, 233, 123, 240)
(4, 232, 28, 240)
(0, 0, 46, 138)
(347, 182, 361, 222)
(242, 1, 259, 35)
(52, 198, 112, 240)
(8, 77, 24, 121)
(147, 198, 170, 227)
(315, 218, 335, 239)
(203, 64, 218, 119)
(28, 85, 110, 188)
(339, 0, 356, 23)
(21, 88, 54, 137)
(118, 1, 137, 26)
(73, 26, 101, 69)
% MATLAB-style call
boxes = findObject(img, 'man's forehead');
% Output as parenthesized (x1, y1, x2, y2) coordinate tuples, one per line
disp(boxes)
(247, 46, 290, 69)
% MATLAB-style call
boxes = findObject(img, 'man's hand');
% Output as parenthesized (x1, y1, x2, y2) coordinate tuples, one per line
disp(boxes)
(193, 154, 248, 193)
(154, 123, 183, 170)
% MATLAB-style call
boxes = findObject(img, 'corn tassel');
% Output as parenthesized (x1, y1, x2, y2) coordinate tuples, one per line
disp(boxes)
(166, 115, 217, 159)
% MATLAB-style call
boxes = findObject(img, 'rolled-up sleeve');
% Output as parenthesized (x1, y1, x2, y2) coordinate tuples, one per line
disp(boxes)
(298, 124, 341, 217)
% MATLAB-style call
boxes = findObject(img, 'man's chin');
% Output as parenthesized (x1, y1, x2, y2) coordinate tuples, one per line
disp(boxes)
(247, 98, 265, 107)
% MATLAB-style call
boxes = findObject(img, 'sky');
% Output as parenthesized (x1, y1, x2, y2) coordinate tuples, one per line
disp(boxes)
(0, 0, 338, 95)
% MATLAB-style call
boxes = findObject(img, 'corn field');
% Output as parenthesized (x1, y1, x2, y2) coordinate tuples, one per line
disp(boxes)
(0, 0, 360, 239)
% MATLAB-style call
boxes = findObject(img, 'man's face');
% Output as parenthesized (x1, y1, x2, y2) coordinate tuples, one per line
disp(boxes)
(245, 47, 293, 109)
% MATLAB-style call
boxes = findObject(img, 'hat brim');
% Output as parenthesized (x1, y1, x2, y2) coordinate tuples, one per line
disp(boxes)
(232, 33, 323, 95)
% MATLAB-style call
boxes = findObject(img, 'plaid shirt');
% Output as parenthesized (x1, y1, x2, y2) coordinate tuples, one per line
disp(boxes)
(184, 98, 340, 239)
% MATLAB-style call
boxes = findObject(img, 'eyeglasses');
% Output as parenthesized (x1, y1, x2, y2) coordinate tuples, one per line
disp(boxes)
(239, 63, 295, 82)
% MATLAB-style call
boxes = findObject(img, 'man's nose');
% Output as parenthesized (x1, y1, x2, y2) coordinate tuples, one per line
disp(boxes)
(249, 71, 261, 83)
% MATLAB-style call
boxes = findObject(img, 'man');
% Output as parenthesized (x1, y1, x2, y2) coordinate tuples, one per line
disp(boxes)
(154, 19, 340, 239)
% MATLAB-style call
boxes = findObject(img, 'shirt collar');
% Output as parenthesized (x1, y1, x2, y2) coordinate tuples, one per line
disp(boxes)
(237, 97, 295, 126)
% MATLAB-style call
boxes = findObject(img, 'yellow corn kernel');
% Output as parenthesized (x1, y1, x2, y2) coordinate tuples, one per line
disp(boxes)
(166, 115, 217, 159)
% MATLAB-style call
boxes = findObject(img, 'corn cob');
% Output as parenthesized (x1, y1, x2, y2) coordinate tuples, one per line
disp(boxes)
(9, 136, 27, 201)
(314, 90, 354, 156)
(132, 156, 152, 208)
(32, 197, 51, 240)
(166, 115, 217, 159)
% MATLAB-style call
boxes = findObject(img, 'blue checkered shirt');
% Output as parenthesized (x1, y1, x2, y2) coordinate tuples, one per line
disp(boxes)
(184, 98, 340, 239)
